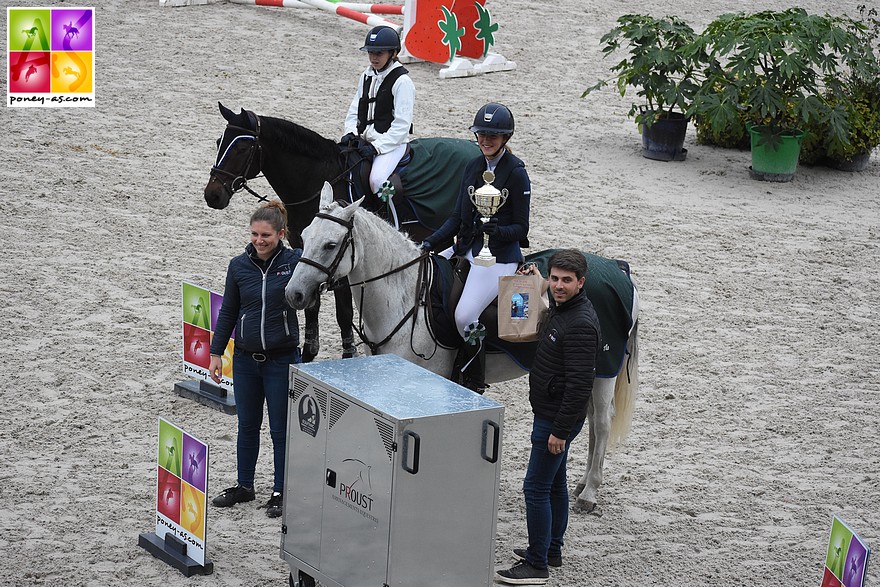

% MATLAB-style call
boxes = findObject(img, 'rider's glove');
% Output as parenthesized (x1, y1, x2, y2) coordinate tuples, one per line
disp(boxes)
(358, 142, 378, 158)
(480, 220, 498, 236)
(419, 240, 433, 252)
(340, 132, 358, 145)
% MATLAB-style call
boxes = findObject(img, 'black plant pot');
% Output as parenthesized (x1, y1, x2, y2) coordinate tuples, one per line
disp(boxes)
(825, 150, 871, 172)
(641, 112, 688, 161)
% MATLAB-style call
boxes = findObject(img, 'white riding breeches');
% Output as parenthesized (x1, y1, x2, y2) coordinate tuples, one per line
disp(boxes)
(440, 247, 517, 338)
(369, 143, 407, 194)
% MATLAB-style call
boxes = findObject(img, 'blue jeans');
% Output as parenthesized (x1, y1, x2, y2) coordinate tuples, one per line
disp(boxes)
(522, 416, 584, 569)
(232, 348, 300, 492)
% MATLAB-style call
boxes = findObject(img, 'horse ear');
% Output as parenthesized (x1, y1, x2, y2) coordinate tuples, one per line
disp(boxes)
(337, 196, 364, 222)
(349, 196, 366, 212)
(218, 101, 234, 121)
(319, 181, 334, 209)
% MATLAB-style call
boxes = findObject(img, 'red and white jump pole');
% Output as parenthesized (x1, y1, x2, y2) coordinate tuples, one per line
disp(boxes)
(297, 0, 400, 27)
(326, 0, 402, 15)
(229, 0, 403, 18)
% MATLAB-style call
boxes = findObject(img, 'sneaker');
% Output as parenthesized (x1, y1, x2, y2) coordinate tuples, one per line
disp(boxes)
(495, 560, 549, 585)
(211, 484, 255, 507)
(262, 491, 283, 518)
(513, 547, 562, 568)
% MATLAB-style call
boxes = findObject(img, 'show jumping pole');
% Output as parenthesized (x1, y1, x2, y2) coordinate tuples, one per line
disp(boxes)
(327, 0, 403, 15)
(295, 0, 401, 28)
(228, 0, 403, 19)
(220, 0, 515, 78)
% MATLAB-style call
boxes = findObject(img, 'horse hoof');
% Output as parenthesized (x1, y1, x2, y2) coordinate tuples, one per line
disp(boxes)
(572, 497, 600, 516)
(342, 338, 358, 359)
(301, 343, 319, 363)
(301, 338, 319, 363)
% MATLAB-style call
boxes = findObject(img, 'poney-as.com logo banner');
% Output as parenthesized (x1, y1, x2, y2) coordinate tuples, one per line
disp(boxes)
(7, 7, 94, 107)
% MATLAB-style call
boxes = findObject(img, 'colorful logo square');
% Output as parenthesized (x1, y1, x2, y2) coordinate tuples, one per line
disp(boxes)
(8, 8, 51, 51)
(8, 51, 50, 92)
(182, 282, 235, 388)
(50, 8, 94, 51)
(153, 418, 210, 566)
(51, 51, 93, 93)
(7, 7, 95, 107)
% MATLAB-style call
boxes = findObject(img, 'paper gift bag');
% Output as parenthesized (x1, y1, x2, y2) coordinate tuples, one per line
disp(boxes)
(497, 273, 549, 343)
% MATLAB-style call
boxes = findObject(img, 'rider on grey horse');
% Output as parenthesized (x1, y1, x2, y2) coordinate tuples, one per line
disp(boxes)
(420, 103, 531, 392)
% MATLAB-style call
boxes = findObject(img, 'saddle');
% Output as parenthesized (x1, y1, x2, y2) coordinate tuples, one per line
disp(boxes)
(425, 250, 637, 377)
(426, 255, 535, 369)
(340, 139, 419, 234)
(338, 137, 480, 247)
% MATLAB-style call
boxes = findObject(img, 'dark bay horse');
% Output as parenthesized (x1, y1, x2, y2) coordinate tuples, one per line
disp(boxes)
(204, 102, 478, 361)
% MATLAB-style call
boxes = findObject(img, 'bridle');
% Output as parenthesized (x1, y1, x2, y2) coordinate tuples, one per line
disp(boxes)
(296, 209, 357, 294)
(297, 207, 436, 358)
(209, 117, 270, 202)
(209, 112, 377, 208)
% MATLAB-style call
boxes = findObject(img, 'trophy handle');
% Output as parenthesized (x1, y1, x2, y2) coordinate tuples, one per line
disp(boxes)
(499, 188, 509, 210)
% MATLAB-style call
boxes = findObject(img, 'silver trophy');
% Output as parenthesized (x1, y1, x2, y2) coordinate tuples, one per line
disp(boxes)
(468, 170, 508, 266)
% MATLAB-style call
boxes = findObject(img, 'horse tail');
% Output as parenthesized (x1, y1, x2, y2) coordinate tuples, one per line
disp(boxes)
(609, 279, 640, 448)
(609, 320, 638, 448)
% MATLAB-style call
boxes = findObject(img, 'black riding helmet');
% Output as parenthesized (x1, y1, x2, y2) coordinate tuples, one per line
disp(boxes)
(470, 102, 515, 136)
(471, 103, 514, 158)
(360, 25, 401, 72)
(360, 25, 401, 53)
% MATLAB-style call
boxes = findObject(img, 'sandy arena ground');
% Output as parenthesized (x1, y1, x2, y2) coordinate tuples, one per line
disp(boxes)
(1, 0, 878, 585)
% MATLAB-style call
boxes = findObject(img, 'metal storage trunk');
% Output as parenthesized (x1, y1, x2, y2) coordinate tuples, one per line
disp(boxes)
(281, 355, 504, 587)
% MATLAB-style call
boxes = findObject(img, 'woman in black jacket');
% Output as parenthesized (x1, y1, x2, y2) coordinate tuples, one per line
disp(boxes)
(208, 200, 302, 518)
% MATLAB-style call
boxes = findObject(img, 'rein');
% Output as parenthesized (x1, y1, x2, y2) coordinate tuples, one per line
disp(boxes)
(349, 253, 434, 358)
(298, 208, 437, 358)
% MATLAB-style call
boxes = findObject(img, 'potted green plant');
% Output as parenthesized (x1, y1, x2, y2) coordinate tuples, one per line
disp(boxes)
(823, 5, 880, 171)
(825, 87, 880, 170)
(582, 14, 706, 161)
(690, 8, 869, 181)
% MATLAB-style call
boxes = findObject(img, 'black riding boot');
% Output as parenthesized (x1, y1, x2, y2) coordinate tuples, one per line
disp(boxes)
(459, 339, 487, 394)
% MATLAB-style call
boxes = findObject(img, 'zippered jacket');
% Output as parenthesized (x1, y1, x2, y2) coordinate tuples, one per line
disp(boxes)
(528, 289, 601, 439)
(427, 150, 530, 264)
(210, 243, 302, 355)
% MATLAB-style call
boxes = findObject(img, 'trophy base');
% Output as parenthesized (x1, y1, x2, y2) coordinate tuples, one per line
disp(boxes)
(474, 254, 496, 267)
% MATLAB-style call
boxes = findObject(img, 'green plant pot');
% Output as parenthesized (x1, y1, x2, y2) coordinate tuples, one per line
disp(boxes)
(748, 126, 806, 182)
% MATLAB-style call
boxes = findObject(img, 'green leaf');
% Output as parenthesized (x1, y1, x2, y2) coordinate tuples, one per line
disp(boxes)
(437, 6, 465, 62)
(472, 3, 499, 58)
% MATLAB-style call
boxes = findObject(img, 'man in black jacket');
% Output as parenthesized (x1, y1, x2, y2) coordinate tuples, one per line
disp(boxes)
(496, 249, 601, 585)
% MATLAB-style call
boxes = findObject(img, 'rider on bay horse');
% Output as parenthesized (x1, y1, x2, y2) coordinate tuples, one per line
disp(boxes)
(340, 25, 415, 204)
